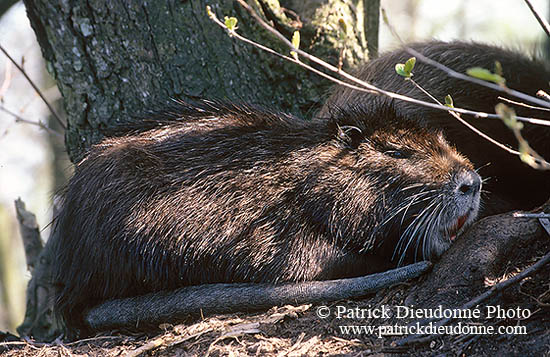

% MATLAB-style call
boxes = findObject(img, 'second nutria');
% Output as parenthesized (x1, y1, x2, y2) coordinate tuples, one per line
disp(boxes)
(319, 41, 550, 214)
(51, 99, 480, 334)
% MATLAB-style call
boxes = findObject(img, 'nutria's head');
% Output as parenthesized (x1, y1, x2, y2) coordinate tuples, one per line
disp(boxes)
(323, 105, 481, 266)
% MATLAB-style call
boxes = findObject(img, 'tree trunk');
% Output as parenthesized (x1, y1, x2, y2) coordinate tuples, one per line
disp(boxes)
(23, 0, 378, 162)
(18, 0, 380, 340)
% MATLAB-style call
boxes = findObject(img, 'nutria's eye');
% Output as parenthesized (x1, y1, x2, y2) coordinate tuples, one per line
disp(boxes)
(384, 150, 411, 159)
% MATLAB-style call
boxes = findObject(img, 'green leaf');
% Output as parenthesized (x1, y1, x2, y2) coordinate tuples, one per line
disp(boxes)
(338, 18, 347, 33)
(206, 5, 214, 18)
(395, 63, 407, 77)
(404, 57, 416, 74)
(495, 103, 523, 130)
(224, 16, 238, 31)
(466, 67, 506, 85)
(519, 142, 536, 167)
(444, 94, 454, 108)
(494, 61, 503, 77)
(290, 31, 300, 60)
(395, 57, 415, 78)
(337, 18, 347, 41)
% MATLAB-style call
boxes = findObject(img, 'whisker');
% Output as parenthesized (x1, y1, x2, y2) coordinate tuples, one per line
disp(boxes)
(475, 162, 492, 173)
(398, 191, 438, 228)
(481, 175, 493, 184)
(416, 202, 440, 260)
(380, 189, 438, 227)
(391, 196, 432, 254)
(395, 191, 447, 265)
(370, 190, 437, 242)
(403, 196, 442, 265)
(400, 183, 427, 191)
(423, 200, 445, 260)
(394, 196, 440, 264)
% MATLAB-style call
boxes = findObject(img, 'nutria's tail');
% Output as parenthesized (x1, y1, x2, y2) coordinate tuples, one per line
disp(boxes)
(85, 261, 431, 331)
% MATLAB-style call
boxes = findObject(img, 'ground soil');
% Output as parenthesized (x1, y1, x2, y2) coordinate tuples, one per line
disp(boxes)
(2, 210, 549, 356)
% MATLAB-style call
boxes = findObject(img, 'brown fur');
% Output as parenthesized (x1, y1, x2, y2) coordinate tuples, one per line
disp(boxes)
(51, 100, 479, 332)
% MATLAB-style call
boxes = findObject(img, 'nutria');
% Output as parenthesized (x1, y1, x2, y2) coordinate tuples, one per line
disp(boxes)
(51, 98, 480, 334)
(319, 41, 550, 215)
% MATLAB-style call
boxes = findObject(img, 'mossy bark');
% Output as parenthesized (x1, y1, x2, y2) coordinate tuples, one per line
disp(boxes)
(23, 0, 377, 162)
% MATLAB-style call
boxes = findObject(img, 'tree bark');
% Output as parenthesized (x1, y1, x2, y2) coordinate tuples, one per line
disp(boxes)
(23, 0, 378, 162)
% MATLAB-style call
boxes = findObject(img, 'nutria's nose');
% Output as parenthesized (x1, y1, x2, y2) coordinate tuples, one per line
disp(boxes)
(454, 170, 482, 195)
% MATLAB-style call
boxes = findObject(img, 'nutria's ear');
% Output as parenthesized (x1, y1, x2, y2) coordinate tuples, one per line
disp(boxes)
(335, 124, 364, 149)
(324, 104, 369, 148)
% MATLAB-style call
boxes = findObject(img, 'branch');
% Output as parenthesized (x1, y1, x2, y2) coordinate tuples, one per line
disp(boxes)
(498, 96, 550, 113)
(407, 79, 529, 162)
(0, 104, 64, 139)
(407, 79, 550, 169)
(207, 8, 380, 97)
(404, 46, 550, 110)
(0, 43, 66, 130)
(523, 0, 550, 38)
(0, 60, 12, 98)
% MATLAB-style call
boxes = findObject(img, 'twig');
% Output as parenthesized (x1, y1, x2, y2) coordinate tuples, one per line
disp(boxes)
(0, 43, 66, 130)
(384, 6, 549, 169)
(167, 328, 213, 348)
(0, 60, 12, 98)
(523, 0, 550, 38)
(537, 90, 550, 101)
(404, 45, 550, 110)
(64, 335, 125, 346)
(125, 336, 166, 357)
(234, 2, 495, 118)
(407, 79, 532, 163)
(383, 8, 550, 111)
(395, 248, 550, 346)
(410, 77, 550, 168)
(496, 104, 550, 170)
(0, 104, 63, 139)
(125, 329, 212, 357)
(513, 213, 550, 218)
(208, 8, 380, 96)
(498, 96, 550, 113)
